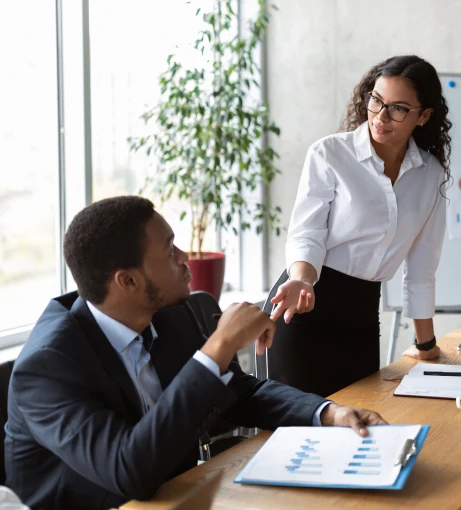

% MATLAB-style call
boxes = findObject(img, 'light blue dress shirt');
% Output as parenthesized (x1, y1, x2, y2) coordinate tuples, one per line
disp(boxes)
(86, 302, 327, 424)
(87, 302, 232, 414)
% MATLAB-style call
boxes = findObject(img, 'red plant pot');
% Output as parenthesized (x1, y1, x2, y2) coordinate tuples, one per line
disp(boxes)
(186, 252, 226, 301)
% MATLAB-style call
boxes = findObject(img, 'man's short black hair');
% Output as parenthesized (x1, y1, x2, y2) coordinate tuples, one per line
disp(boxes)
(64, 195, 155, 303)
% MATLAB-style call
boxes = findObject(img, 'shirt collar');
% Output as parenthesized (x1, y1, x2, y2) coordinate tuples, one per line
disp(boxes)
(353, 121, 375, 163)
(401, 135, 426, 172)
(353, 121, 426, 173)
(87, 301, 158, 353)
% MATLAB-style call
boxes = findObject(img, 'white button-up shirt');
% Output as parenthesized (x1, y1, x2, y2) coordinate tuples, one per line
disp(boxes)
(286, 121, 446, 319)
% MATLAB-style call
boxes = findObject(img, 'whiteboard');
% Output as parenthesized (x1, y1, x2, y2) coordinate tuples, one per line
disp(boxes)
(382, 73, 461, 311)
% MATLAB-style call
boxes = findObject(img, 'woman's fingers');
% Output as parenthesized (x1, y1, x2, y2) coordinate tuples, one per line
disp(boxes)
(270, 285, 286, 304)
(296, 289, 307, 311)
(270, 281, 315, 322)
(284, 308, 296, 323)
(270, 302, 286, 322)
(305, 293, 314, 312)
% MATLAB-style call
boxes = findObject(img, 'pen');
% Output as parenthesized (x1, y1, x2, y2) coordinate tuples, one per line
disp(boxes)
(423, 371, 461, 377)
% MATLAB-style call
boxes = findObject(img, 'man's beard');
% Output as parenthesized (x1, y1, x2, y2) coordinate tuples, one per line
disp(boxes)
(144, 276, 161, 308)
(144, 275, 188, 310)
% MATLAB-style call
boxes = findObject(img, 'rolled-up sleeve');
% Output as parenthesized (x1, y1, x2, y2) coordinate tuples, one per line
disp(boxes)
(286, 144, 335, 281)
(403, 180, 446, 318)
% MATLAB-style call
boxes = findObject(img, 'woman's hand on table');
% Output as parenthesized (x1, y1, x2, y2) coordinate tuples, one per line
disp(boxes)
(402, 344, 441, 360)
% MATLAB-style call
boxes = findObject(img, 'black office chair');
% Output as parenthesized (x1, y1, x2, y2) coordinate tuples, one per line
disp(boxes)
(187, 291, 251, 460)
(187, 291, 222, 338)
(0, 359, 15, 484)
(254, 269, 289, 380)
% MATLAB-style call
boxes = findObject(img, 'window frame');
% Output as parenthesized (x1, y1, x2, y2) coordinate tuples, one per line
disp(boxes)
(0, 0, 269, 349)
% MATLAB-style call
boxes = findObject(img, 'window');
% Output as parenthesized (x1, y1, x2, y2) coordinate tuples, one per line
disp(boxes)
(89, 0, 216, 251)
(0, 0, 59, 334)
(0, 0, 265, 346)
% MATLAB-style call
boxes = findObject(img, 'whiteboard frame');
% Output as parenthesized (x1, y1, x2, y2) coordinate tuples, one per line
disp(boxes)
(382, 72, 461, 313)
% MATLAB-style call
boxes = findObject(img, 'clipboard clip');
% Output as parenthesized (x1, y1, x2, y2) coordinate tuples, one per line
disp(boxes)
(395, 438, 417, 467)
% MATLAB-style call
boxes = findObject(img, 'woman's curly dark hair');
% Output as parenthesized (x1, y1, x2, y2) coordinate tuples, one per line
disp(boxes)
(340, 55, 452, 187)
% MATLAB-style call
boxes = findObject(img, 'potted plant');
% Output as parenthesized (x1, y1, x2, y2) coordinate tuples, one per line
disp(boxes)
(129, 0, 281, 300)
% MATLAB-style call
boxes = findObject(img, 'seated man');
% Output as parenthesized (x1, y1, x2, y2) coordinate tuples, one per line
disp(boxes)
(5, 196, 386, 510)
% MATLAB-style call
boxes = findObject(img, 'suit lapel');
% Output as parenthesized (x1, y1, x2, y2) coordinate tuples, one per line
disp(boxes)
(69, 298, 205, 407)
(151, 303, 205, 390)
(70, 296, 143, 417)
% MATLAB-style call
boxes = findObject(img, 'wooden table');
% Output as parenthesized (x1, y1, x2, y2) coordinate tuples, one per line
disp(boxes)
(121, 329, 461, 510)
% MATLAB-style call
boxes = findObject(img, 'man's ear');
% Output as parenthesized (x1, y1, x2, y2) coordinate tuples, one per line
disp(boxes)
(113, 269, 140, 293)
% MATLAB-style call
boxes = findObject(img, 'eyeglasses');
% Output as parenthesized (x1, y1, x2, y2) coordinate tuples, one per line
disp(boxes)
(364, 92, 424, 122)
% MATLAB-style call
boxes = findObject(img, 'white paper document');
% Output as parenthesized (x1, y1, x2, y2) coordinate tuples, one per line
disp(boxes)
(394, 363, 461, 399)
(236, 425, 421, 488)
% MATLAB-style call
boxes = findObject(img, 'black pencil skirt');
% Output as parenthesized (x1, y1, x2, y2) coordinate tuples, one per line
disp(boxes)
(266, 266, 381, 398)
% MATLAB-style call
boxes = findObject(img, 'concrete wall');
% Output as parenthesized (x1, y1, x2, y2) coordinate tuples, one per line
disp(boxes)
(265, 0, 461, 359)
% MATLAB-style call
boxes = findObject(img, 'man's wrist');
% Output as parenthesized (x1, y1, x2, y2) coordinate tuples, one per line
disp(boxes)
(201, 333, 236, 374)
(313, 401, 331, 426)
(319, 402, 339, 426)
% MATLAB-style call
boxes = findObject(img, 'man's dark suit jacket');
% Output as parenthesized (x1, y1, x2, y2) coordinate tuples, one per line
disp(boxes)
(5, 292, 326, 510)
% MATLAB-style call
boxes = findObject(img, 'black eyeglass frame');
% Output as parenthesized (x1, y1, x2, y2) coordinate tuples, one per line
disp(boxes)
(364, 92, 425, 122)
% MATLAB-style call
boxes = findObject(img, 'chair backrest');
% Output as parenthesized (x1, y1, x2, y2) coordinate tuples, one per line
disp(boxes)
(255, 269, 289, 380)
(187, 291, 222, 337)
(186, 292, 242, 440)
(0, 359, 15, 484)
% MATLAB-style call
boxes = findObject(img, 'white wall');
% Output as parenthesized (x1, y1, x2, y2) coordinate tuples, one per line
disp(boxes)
(265, 0, 461, 358)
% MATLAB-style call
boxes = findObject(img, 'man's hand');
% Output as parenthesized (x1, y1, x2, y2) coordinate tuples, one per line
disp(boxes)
(270, 279, 315, 323)
(320, 403, 388, 437)
(403, 344, 440, 360)
(201, 302, 275, 373)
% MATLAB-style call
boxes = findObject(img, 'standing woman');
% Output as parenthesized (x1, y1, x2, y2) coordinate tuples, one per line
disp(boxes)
(268, 55, 451, 397)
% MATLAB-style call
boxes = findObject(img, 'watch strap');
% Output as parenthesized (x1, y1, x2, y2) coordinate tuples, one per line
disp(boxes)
(414, 336, 436, 351)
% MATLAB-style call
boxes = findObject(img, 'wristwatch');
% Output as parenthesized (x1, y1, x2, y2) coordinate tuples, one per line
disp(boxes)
(414, 336, 436, 351)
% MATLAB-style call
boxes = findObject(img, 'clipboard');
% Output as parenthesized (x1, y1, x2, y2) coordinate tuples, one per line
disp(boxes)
(394, 362, 461, 399)
(234, 425, 430, 490)
(382, 425, 429, 490)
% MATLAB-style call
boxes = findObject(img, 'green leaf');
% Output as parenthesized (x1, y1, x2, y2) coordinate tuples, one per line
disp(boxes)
(128, 0, 282, 254)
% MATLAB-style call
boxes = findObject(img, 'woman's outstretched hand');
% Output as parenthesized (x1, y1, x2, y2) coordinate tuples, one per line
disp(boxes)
(270, 279, 315, 323)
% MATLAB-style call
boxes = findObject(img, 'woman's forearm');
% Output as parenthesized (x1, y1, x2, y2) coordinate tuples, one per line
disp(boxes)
(413, 318, 435, 343)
